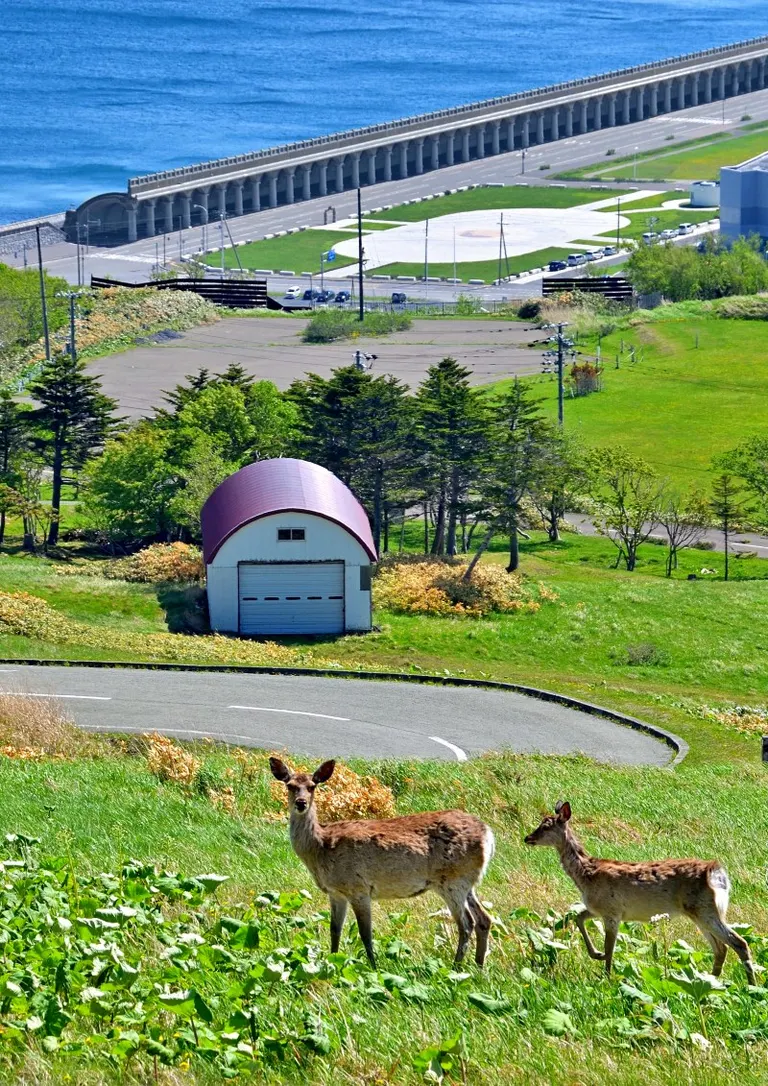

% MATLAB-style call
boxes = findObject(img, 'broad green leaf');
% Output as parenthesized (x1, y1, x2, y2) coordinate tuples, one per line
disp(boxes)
(400, 982, 432, 1004)
(619, 982, 655, 1005)
(542, 1008, 577, 1036)
(193, 874, 230, 892)
(468, 992, 514, 1015)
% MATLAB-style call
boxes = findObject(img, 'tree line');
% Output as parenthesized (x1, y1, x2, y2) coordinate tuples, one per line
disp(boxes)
(1, 352, 766, 577)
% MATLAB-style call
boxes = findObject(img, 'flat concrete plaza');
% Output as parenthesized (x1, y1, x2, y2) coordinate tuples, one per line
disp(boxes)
(86, 316, 543, 418)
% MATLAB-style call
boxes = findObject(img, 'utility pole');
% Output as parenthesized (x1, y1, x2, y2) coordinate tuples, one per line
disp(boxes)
(357, 187, 364, 322)
(542, 321, 575, 428)
(35, 225, 51, 360)
(56, 290, 86, 360)
(219, 213, 226, 279)
(616, 196, 621, 249)
(424, 218, 429, 303)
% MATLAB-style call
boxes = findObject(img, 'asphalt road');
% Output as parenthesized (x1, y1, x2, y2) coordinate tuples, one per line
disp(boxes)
(16, 87, 768, 294)
(0, 665, 672, 766)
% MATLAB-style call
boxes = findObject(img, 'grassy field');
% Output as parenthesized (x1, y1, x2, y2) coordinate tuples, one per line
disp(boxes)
(367, 185, 633, 222)
(201, 229, 359, 274)
(564, 123, 768, 183)
(608, 208, 715, 241)
(370, 247, 574, 283)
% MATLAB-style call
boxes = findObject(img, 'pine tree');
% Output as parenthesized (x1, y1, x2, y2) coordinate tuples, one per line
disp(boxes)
(710, 472, 751, 582)
(0, 392, 28, 545)
(27, 354, 118, 546)
(415, 358, 488, 556)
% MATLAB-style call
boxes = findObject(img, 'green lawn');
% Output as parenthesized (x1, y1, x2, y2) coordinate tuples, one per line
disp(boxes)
(600, 208, 715, 242)
(368, 185, 634, 222)
(370, 247, 575, 283)
(201, 229, 359, 274)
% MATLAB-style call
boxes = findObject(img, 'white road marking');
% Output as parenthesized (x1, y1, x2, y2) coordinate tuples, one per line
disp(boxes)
(228, 705, 350, 722)
(0, 692, 111, 701)
(429, 736, 468, 762)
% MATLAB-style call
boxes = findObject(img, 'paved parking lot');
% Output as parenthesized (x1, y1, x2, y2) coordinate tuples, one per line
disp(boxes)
(87, 316, 544, 417)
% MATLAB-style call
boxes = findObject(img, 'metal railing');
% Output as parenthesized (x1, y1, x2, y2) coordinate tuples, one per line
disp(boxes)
(128, 35, 768, 194)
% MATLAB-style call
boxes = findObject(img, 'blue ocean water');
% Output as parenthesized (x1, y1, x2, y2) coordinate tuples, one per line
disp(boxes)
(1, 0, 766, 223)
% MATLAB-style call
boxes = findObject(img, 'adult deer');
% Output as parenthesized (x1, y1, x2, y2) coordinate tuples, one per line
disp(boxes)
(269, 757, 495, 968)
(524, 800, 756, 984)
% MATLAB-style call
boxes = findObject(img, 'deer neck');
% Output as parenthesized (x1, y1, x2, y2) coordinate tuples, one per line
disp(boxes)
(289, 805, 324, 862)
(555, 827, 592, 890)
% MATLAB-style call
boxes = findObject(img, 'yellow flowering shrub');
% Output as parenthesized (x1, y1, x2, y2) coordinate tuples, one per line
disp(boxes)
(109, 543, 204, 584)
(374, 559, 552, 617)
(702, 705, 768, 736)
(270, 759, 395, 822)
(143, 731, 201, 786)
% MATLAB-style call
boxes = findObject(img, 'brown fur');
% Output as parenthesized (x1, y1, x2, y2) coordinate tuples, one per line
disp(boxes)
(524, 801, 756, 984)
(270, 758, 495, 968)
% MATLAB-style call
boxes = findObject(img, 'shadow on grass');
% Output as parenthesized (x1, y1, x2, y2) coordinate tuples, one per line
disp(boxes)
(156, 584, 210, 634)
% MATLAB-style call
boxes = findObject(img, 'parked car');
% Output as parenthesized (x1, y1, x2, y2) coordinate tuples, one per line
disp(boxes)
(335, 290, 351, 304)
(659, 229, 677, 241)
(548, 259, 567, 271)
(317, 289, 336, 303)
(602, 245, 618, 257)
(584, 249, 604, 262)
(284, 286, 301, 299)
(302, 288, 322, 301)
(641, 232, 658, 245)
(567, 253, 587, 267)
(677, 222, 695, 235)
(391, 291, 407, 304)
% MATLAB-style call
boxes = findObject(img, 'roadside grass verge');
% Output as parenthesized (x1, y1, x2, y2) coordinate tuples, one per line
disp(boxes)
(600, 208, 714, 241)
(367, 185, 634, 222)
(0, 743, 767, 1083)
(555, 131, 730, 180)
(201, 229, 359, 274)
(371, 248, 574, 283)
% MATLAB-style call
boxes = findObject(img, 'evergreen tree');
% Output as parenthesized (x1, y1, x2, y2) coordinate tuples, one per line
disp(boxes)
(415, 358, 488, 556)
(0, 392, 28, 545)
(27, 354, 118, 545)
(710, 472, 752, 582)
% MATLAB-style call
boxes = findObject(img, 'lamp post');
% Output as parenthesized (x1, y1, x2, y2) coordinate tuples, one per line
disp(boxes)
(616, 196, 621, 249)
(633, 146, 639, 181)
(192, 206, 208, 253)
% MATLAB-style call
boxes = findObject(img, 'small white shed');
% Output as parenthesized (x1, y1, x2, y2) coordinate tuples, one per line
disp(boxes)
(201, 458, 377, 636)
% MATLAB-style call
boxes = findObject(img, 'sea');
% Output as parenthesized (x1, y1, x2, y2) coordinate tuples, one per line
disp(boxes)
(1, 0, 766, 224)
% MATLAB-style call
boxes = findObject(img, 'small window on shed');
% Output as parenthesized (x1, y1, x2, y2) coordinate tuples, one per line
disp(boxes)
(360, 565, 372, 591)
(277, 528, 305, 541)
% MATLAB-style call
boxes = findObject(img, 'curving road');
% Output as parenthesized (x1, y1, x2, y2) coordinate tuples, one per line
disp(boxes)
(0, 665, 673, 766)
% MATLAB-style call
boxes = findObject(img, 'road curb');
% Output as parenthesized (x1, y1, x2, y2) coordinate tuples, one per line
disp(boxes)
(0, 658, 688, 766)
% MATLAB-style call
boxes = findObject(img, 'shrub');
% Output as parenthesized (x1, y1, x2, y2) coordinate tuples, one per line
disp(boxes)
(144, 731, 201, 786)
(516, 299, 541, 320)
(702, 703, 767, 735)
(0, 692, 90, 758)
(374, 558, 551, 617)
(625, 642, 669, 667)
(109, 543, 204, 583)
(302, 308, 411, 343)
(270, 759, 395, 821)
(712, 295, 768, 320)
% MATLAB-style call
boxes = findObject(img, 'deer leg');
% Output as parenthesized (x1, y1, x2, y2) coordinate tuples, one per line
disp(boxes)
(329, 895, 348, 954)
(573, 906, 606, 961)
(699, 929, 727, 977)
(349, 896, 376, 969)
(437, 884, 474, 964)
(706, 917, 756, 985)
(602, 917, 620, 975)
(467, 890, 492, 967)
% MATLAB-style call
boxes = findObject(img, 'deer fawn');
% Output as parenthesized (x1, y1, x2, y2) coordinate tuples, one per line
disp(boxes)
(269, 757, 495, 968)
(525, 801, 756, 984)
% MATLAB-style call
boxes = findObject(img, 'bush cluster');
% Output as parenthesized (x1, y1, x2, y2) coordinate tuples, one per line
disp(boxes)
(270, 759, 395, 821)
(374, 558, 554, 617)
(302, 308, 411, 343)
(108, 542, 204, 583)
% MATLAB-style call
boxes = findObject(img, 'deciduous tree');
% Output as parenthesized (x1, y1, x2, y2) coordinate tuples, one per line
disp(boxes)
(589, 446, 666, 571)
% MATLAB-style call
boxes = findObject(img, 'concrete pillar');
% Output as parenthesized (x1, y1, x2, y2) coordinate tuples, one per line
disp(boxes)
(268, 173, 278, 208)
(476, 125, 485, 158)
(565, 104, 574, 137)
(302, 165, 311, 201)
(414, 138, 424, 174)
(399, 143, 409, 178)
(622, 90, 631, 124)
(318, 161, 328, 196)
(284, 169, 295, 204)
(197, 188, 210, 223)
(461, 128, 471, 160)
(531, 113, 541, 144)
(580, 99, 589, 133)
(445, 132, 455, 165)
(335, 159, 345, 192)
(491, 121, 500, 155)
(521, 115, 530, 148)
(367, 149, 377, 184)
(383, 145, 393, 180)
(593, 97, 603, 131)
(145, 198, 156, 237)
(677, 76, 686, 109)
(506, 117, 516, 150)
(550, 109, 559, 141)
(690, 73, 700, 107)
(127, 205, 138, 243)
(702, 69, 712, 102)
(758, 58, 767, 90)
(430, 134, 439, 170)
(664, 80, 672, 112)
(233, 182, 244, 217)
(164, 195, 174, 233)
(607, 94, 616, 127)
(181, 192, 191, 229)
(718, 66, 726, 100)
(217, 183, 227, 218)
(649, 83, 658, 117)
(250, 177, 261, 212)
(350, 153, 360, 188)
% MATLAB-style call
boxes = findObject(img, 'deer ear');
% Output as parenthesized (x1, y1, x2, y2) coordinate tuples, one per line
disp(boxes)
(269, 757, 292, 782)
(313, 760, 336, 784)
(556, 801, 572, 822)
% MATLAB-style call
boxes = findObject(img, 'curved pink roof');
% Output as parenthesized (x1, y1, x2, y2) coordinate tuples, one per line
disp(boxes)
(201, 458, 377, 565)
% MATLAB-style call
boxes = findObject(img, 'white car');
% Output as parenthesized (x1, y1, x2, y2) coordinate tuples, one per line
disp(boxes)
(585, 249, 603, 261)
(284, 286, 301, 299)
(677, 222, 695, 235)
(659, 229, 677, 241)
(642, 232, 658, 245)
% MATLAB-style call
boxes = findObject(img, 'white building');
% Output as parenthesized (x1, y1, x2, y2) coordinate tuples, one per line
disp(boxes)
(201, 458, 376, 636)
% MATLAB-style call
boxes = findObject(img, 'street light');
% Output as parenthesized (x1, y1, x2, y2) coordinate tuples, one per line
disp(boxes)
(192, 205, 208, 253)
(633, 146, 639, 181)
(521, 147, 527, 175)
